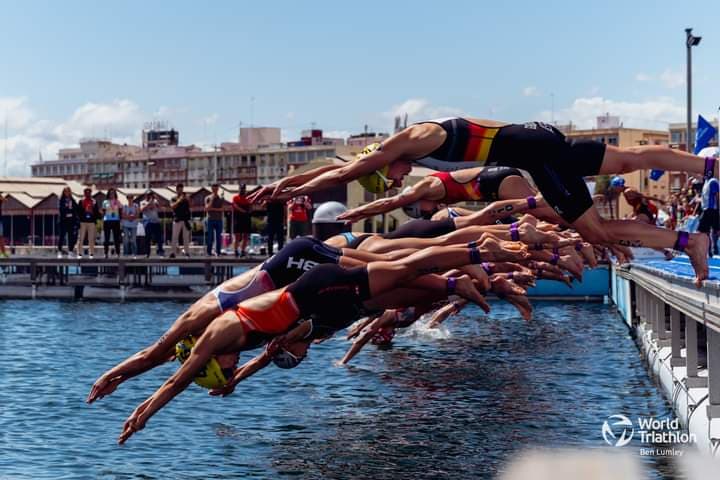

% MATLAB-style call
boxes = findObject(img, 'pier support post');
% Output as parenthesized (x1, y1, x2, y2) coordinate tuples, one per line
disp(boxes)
(686, 317, 707, 389)
(670, 309, 685, 367)
(656, 302, 670, 347)
(707, 329, 720, 419)
(637, 288, 645, 323)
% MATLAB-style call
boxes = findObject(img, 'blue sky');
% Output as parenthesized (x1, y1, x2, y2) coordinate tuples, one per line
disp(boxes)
(1, 0, 719, 175)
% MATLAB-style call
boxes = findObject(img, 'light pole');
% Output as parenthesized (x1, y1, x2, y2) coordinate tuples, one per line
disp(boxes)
(686, 28, 702, 153)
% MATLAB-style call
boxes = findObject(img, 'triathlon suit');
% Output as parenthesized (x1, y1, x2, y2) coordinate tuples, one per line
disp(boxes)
(431, 166, 523, 203)
(212, 237, 342, 311)
(234, 264, 373, 348)
(413, 117, 606, 223)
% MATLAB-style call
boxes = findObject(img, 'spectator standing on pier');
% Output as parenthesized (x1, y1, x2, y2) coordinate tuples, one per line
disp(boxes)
(141, 192, 164, 257)
(287, 195, 312, 239)
(102, 188, 122, 258)
(57, 187, 78, 258)
(265, 200, 285, 255)
(121, 194, 139, 258)
(170, 183, 191, 258)
(698, 177, 720, 256)
(205, 184, 225, 256)
(231, 184, 251, 257)
(0, 192, 7, 258)
(77, 188, 100, 259)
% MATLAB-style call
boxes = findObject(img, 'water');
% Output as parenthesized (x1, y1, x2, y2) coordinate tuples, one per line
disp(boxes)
(0, 299, 682, 479)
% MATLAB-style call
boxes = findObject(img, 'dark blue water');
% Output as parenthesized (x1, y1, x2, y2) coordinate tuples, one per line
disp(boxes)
(0, 300, 679, 479)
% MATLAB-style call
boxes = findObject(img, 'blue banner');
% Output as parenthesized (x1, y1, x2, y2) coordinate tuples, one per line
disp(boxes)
(694, 114, 717, 154)
(650, 115, 717, 181)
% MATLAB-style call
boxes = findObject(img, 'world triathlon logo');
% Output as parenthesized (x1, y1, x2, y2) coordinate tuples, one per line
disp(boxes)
(601, 414, 634, 447)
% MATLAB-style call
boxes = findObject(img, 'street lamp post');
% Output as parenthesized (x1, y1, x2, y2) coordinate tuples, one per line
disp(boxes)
(686, 28, 702, 153)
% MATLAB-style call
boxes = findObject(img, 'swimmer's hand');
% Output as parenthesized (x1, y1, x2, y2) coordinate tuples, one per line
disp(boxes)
(118, 398, 151, 444)
(336, 208, 366, 224)
(454, 275, 490, 313)
(247, 184, 274, 204)
(87, 373, 124, 404)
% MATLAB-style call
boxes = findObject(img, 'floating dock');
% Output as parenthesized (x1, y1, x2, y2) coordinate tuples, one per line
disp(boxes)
(611, 256, 720, 455)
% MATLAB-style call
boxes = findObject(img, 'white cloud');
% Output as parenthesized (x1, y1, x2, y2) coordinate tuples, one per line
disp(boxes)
(201, 113, 219, 126)
(384, 98, 465, 123)
(0, 97, 34, 129)
(0, 97, 145, 176)
(635, 73, 652, 82)
(659, 69, 684, 88)
(522, 86, 540, 97)
(538, 96, 684, 129)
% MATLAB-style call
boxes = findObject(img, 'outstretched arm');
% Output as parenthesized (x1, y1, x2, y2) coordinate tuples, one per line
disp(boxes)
(249, 164, 343, 203)
(270, 132, 414, 200)
(118, 322, 234, 444)
(338, 181, 434, 223)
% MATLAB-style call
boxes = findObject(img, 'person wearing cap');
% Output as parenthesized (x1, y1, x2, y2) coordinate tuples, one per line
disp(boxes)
(76, 187, 100, 259)
(251, 117, 716, 287)
(311, 201, 350, 241)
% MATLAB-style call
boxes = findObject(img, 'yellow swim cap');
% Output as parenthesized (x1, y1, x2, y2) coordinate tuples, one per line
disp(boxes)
(356, 143, 391, 194)
(175, 336, 229, 390)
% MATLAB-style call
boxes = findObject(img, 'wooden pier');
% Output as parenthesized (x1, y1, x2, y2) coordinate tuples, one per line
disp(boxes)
(0, 256, 262, 301)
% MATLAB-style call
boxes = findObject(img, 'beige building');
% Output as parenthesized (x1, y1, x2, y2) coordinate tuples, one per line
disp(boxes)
(668, 119, 719, 151)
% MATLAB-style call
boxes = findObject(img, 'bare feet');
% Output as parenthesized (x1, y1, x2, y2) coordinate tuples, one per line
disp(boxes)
(686, 233, 709, 287)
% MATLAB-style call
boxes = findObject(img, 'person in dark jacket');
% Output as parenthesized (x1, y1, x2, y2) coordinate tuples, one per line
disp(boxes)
(76, 187, 100, 259)
(58, 187, 78, 258)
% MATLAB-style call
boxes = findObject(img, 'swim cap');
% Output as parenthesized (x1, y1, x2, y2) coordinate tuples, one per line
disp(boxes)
(175, 336, 230, 389)
(356, 143, 391, 194)
(312, 201, 348, 224)
(610, 176, 625, 188)
(400, 187, 424, 219)
(272, 348, 304, 369)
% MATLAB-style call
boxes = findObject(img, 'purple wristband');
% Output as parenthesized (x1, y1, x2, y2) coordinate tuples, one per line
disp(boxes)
(467, 240, 479, 249)
(575, 241, 583, 252)
(506, 272, 514, 280)
(481, 262, 492, 274)
(674, 231, 689, 252)
(469, 247, 482, 264)
(552, 246, 560, 255)
(446, 277, 457, 295)
(550, 253, 560, 265)
(705, 157, 716, 180)
(527, 196, 537, 209)
(510, 222, 520, 241)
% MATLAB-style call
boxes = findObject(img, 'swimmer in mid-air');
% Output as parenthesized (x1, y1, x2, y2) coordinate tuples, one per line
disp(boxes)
(116, 244, 521, 443)
(250, 117, 711, 285)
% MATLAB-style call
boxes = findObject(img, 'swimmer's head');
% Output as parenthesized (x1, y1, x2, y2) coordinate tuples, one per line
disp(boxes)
(312, 201, 350, 241)
(401, 187, 439, 219)
(175, 336, 238, 389)
(272, 341, 310, 369)
(356, 143, 389, 193)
